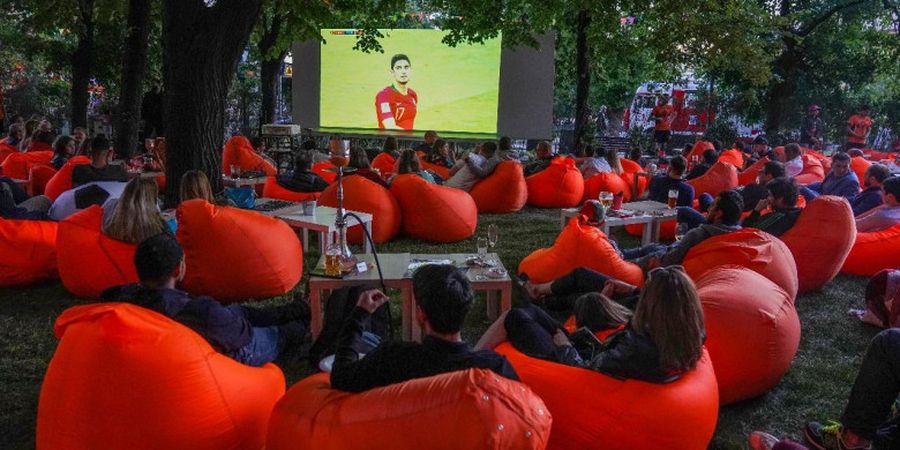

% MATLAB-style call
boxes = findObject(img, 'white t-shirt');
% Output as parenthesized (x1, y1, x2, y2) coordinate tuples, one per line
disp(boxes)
(580, 158, 612, 178)
(785, 156, 804, 178)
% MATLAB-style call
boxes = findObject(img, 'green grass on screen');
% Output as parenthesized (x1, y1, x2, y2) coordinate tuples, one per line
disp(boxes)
(320, 29, 501, 133)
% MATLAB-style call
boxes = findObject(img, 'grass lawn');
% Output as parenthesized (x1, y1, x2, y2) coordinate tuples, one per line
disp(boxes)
(0, 206, 879, 449)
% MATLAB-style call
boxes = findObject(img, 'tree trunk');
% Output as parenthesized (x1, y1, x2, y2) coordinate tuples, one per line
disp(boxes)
(70, 0, 95, 130)
(114, 0, 152, 158)
(259, 52, 285, 127)
(764, 42, 799, 135)
(162, 0, 263, 206)
(573, 9, 591, 153)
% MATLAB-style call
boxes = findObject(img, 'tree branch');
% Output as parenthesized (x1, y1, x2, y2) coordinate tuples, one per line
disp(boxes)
(796, 0, 871, 36)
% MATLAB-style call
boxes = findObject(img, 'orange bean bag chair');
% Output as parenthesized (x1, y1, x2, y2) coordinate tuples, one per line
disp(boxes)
(390, 174, 477, 242)
(495, 343, 718, 450)
(37, 303, 285, 450)
(780, 196, 855, 293)
(864, 149, 895, 162)
(261, 176, 321, 202)
(620, 158, 648, 198)
(0, 142, 15, 163)
(683, 228, 798, 299)
(44, 156, 91, 201)
(805, 149, 832, 173)
(518, 215, 643, 287)
(0, 218, 58, 287)
(794, 154, 825, 185)
(582, 172, 631, 203)
(526, 157, 585, 208)
(687, 140, 715, 161)
(717, 149, 745, 168)
(176, 199, 302, 302)
(1, 150, 52, 179)
(696, 267, 800, 404)
(311, 160, 338, 184)
(29, 163, 56, 196)
(267, 369, 551, 450)
(371, 152, 396, 178)
(773, 146, 786, 161)
(470, 161, 528, 213)
(57, 206, 139, 299)
(738, 157, 769, 186)
(420, 160, 451, 180)
(319, 175, 401, 244)
(687, 161, 738, 199)
(841, 223, 900, 276)
(222, 135, 276, 177)
(851, 156, 872, 183)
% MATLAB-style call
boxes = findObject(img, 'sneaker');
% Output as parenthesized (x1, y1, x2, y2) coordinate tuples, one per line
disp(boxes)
(805, 421, 872, 450)
(749, 431, 780, 450)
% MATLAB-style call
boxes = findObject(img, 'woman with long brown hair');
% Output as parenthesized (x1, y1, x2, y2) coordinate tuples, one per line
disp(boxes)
(389, 149, 436, 184)
(345, 146, 389, 188)
(102, 178, 169, 244)
(179, 170, 216, 204)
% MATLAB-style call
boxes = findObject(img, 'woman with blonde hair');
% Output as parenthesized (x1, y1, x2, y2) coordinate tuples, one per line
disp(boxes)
(102, 178, 169, 244)
(606, 146, 624, 175)
(179, 170, 215, 203)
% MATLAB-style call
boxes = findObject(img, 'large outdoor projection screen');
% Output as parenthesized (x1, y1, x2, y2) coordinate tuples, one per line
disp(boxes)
(293, 30, 554, 139)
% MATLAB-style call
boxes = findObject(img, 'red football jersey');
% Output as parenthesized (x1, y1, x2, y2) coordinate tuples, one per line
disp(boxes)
(375, 86, 418, 130)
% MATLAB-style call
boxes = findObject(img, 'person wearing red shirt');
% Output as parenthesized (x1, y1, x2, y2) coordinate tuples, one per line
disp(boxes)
(846, 105, 873, 151)
(374, 54, 418, 130)
(651, 94, 677, 156)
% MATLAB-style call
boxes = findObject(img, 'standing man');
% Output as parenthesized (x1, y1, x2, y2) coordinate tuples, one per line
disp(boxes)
(375, 54, 417, 130)
(800, 104, 823, 150)
(846, 105, 873, 151)
(651, 94, 677, 157)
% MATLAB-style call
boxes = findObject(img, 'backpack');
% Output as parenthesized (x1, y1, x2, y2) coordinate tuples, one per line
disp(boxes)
(308, 285, 391, 365)
(863, 269, 900, 328)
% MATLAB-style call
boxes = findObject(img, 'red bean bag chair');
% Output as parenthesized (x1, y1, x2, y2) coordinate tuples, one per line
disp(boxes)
(696, 267, 800, 404)
(518, 215, 643, 287)
(470, 161, 528, 213)
(582, 172, 631, 203)
(261, 176, 321, 202)
(738, 157, 769, 186)
(717, 149, 744, 168)
(864, 149, 895, 162)
(687, 161, 738, 199)
(683, 228, 798, 299)
(780, 196, 855, 293)
(390, 174, 477, 242)
(805, 149, 832, 173)
(851, 156, 872, 183)
(842, 223, 900, 276)
(319, 176, 401, 244)
(267, 369, 551, 450)
(222, 135, 276, 177)
(57, 206, 139, 299)
(177, 199, 302, 303)
(0, 142, 15, 163)
(495, 343, 718, 450)
(1, 150, 52, 179)
(773, 146, 786, 161)
(37, 303, 285, 450)
(0, 218, 58, 287)
(794, 154, 825, 185)
(687, 141, 715, 161)
(526, 157, 585, 208)
(44, 156, 91, 201)
(311, 160, 338, 184)
(29, 163, 57, 196)
(620, 158, 648, 198)
(421, 160, 451, 180)
(371, 152, 396, 178)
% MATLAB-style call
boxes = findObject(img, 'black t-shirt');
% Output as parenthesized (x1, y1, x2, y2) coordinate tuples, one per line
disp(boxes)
(71, 163, 128, 187)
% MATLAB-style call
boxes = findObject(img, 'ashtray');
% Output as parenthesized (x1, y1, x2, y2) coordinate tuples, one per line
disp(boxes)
(484, 268, 507, 279)
(466, 256, 496, 267)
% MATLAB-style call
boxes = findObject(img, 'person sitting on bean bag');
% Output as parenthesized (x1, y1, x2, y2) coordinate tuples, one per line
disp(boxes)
(102, 178, 169, 244)
(345, 146, 389, 189)
(445, 141, 502, 192)
(50, 135, 77, 170)
(27, 130, 55, 152)
(330, 264, 519, 393)
(101, 233, 310, 367)
(800, 152, 860, 202)
(275, 151, 329, 193)
(179, 170, 216, 204)
(520, 266, 643, 317)
(413, 130, 438, 155)
(579, 145, 613, 179)
(388, 149, 437, 185)
(856, 176, 900, 232)
(740, 161, 785, 212)
(0, 177, 51, 220)
(686, 149, 718, 180)
(742, 177, 802, 237)
(477, 266, 705, 384)
(424, 139, 456, 168)
(648, 155, 695, 207)
(745, 135, 776, 168)
(850, 164, 889, 216)
(71, 135, 128, 187)
(522, 141, 555, 176)
(782, 143, 805, 178)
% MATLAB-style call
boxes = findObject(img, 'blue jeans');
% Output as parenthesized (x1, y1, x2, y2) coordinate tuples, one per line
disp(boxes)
(677, 207, 707, 230)
(231, 326, 282, 367)
(621, 244, 669, 260)
(799, 186, 819, 204)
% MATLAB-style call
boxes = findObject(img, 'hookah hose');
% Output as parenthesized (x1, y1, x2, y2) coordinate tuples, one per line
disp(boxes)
(343, 212, 394, 341)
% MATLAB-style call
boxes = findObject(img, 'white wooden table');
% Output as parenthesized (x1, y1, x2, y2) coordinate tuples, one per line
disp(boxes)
(255, 198, 374, 254)
(560, 200, 678, 245)
(222, 174, 268, 188)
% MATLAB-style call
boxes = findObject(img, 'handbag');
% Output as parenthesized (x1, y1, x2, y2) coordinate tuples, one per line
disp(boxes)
(224, 186, 256, 209)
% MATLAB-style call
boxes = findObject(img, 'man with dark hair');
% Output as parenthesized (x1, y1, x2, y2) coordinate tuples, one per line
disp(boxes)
(851, 164, 890, 216)
(101, 233, 310, 367)
(856, 177, 900, 232)
(803, 152, 860, 200)
(742, 161, 786, 212)
(746, 135, 775, 167)
(275, 151, 329, 193)
(71, 135, 128, 187)
(800, 104, 824, 149)
(413, 130, 438, 154)
(686, 149, 718, 180)
(1, 122, 24, 150)
(330, 264, 519, 392)
(742, 177, 802, 237)
(445, 141, 502, 192)
(375, 54, 417, 130)
(651, 94, 677, 156)
(648, 155, 695, 207)
(522, 141, 555, 176)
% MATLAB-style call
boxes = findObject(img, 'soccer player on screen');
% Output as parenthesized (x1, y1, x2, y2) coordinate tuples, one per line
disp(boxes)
(375, 54, 418, 130)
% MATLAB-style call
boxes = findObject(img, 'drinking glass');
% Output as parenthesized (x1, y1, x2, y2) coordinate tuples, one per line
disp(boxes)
(487, 224, 499, 251)
(476, 237, 488, 259)
(599, 191, 613, 209)
(667, 189, 679, 208)
(675, 223, 689, 241)
(230, 164, 241, 179)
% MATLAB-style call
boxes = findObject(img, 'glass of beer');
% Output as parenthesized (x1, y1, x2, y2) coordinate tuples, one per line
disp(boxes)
(667, 189, 679, 208)
(599, 191, 613, 209)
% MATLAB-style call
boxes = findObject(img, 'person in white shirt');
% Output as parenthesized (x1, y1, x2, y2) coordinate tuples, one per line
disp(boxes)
(783, 143, 804, 178)
(579, 145, 612, 179)
(445, 141, 501, 192)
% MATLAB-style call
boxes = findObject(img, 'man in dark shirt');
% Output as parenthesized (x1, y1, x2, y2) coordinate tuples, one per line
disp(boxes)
(72, 135, 128, 187)
(648, 155, 694, 206)
(276, 151, 329, 192)
(330, 264, 519, 392)
(741, 160, 785, 212)
(851, 164, 889, 216)
(686, 149, 717, 180)
(800, 104, 823, 149)
(101, 233, 309, 367)
(413, 130, 438, 154)
(522, 141, 554, 176)
(742, 177, 802, 237)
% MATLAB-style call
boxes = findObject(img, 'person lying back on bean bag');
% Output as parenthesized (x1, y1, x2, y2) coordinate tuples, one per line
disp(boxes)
(800, 152, 860, 202)
(71, 135, 128, 188)
(741, 177, 802, 237)
(276, 151, 329, 193)
(686, 149, 718, 180)
(330, 264, 518, 393)
(850, 164, 889, 216)
(445, 141, 502, 192)
(0, 176, 51, 220)
(101, 233, 310, 367)
(856, 177, 900, 233)
(477, 266, 705, 384)
(522, 141, 555, 176)
(388, 149, 438, 185)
